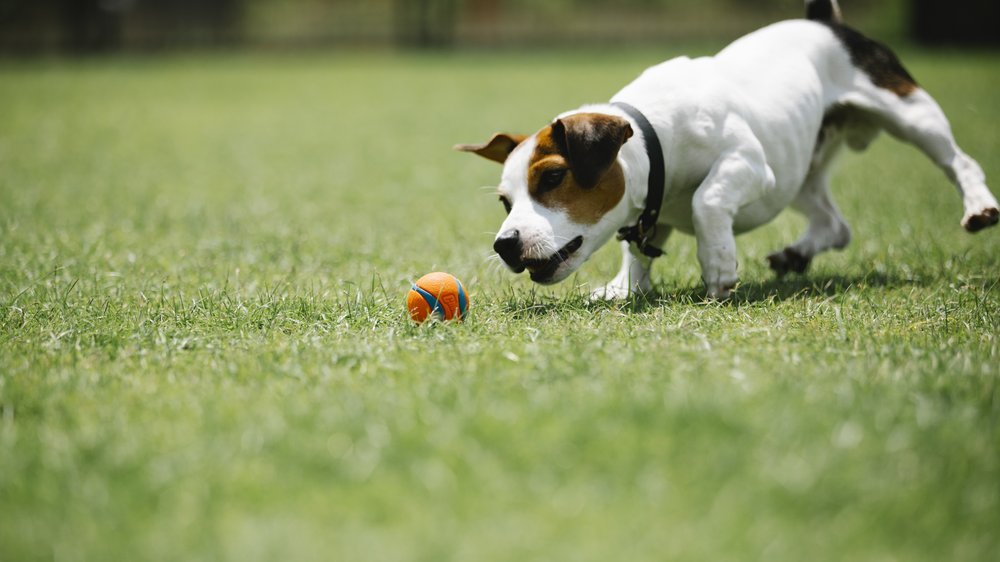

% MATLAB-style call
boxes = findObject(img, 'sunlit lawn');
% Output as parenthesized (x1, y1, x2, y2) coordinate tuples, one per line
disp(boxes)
(1, 46, 998, 561)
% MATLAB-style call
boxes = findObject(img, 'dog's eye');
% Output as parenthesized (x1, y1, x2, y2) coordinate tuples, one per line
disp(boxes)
(499, 195, 512, 215)
(538, 169, 567, 192)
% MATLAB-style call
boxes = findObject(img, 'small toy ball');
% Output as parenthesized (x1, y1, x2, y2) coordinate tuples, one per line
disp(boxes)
(407, 272, 469, 323)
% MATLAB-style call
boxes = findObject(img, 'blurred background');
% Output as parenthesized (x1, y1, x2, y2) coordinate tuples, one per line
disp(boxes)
(0, 0, 996, 55)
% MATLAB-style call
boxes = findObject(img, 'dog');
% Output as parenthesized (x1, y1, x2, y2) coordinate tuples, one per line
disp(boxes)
(456, 0, 999, 299)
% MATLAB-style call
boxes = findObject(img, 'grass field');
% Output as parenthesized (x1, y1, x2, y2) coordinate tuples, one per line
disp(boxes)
(1, 46, 999, 562)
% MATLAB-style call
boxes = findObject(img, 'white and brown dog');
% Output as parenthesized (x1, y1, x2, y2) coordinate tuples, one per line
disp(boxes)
(457, 0, 998, 299)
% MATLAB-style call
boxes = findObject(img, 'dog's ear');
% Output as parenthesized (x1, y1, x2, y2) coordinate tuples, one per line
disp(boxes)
(551, 114, 633, 188)
(454, 133, 528, 164)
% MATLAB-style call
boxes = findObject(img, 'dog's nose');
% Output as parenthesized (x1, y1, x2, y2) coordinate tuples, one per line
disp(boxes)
(493, 229, 525, 272)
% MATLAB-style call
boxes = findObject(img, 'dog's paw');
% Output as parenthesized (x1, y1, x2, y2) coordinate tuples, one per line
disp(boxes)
(963, 207, 999, 233)
(705, 281, 736, 300)
(767, 247, 811, 278)
(590, 283, 634, 301)
(702, 270, 738, 300)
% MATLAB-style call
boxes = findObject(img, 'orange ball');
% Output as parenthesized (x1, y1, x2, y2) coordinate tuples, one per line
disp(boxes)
(407, 272, 469, 323)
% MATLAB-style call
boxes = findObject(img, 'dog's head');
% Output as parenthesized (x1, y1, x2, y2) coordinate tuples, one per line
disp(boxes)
(457, 112, 634, 284)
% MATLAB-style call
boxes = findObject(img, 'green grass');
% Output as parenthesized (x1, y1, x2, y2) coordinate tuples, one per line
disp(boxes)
(1, 48, 999, 562)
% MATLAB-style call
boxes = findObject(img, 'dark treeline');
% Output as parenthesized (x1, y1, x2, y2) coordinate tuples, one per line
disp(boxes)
(0, 0, 994, 55)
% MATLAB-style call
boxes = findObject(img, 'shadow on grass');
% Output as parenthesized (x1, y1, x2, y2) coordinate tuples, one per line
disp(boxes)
(500, 269, 921, 316)
(646, 269, 922, 309)
(757, 269, 915, 298)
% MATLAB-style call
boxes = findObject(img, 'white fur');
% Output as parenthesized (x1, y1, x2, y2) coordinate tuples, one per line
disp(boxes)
(493, 19, 998, 298)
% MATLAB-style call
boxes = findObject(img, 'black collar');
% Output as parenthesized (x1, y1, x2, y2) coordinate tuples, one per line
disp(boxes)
(611, 101, 665, 259)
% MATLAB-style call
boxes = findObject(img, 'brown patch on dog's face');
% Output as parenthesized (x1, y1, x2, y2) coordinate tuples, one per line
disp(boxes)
(526, 113, 632, 225)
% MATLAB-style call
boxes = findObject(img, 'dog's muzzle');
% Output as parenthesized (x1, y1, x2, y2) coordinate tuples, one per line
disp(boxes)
(494, 231, 583, 283)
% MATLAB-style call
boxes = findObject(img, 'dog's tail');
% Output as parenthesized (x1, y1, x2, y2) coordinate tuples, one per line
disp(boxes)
(805, 0, 843, 23)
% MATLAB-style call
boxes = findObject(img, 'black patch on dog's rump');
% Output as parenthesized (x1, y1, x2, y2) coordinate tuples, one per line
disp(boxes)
(826, 23, 918, 96)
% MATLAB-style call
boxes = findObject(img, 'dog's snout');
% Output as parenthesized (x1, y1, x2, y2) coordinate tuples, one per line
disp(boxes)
(494, 229, 525, 272)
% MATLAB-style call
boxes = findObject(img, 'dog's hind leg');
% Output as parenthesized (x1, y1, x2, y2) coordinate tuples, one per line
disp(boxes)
(824, 21, 998, 231)
(768, 179, 852, 277)
(847, 87, 999, 232)
(768, 119, 854, 277)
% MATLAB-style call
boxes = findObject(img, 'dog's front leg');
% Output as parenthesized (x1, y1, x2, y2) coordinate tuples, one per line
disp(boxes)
(693, 147, 775, 299)
(590, 241, 653, 300)
(590, 228, 671, 300)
